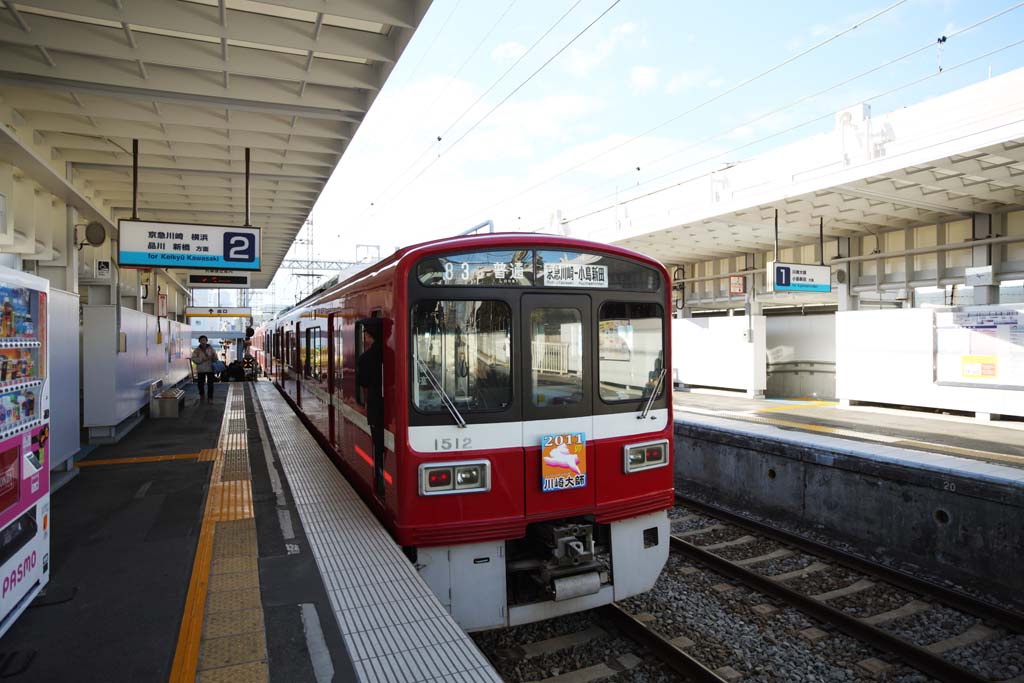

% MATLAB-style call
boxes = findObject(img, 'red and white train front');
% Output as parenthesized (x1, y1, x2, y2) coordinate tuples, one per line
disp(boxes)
(261, 237, 674, 631)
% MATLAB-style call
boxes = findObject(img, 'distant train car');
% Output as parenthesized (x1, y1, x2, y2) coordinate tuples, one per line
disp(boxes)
(253, 233, 674, 630)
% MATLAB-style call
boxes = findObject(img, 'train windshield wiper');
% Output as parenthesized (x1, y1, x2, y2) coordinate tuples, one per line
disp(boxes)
(639, 368, 667, 420)
(414, 356, 467, 428)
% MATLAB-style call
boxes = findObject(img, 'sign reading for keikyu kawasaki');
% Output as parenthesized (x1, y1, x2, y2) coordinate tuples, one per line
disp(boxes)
(118, 220, 261, 271)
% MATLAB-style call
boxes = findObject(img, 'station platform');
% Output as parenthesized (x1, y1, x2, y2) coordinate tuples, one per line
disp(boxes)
(676, 390, 1024, 468)
(0, 380, 498, 683)
(673, 390, 1024, 613)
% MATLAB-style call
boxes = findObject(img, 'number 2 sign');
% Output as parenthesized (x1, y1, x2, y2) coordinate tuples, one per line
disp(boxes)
(223, 232, 257, 263)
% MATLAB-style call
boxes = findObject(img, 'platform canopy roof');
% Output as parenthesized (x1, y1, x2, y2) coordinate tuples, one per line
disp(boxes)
(566, 69, 1024, 265)
(0, 0, 431, 287)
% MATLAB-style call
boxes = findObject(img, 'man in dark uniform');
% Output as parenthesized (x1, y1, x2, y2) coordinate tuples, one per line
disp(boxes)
(357, 320, 385, 499)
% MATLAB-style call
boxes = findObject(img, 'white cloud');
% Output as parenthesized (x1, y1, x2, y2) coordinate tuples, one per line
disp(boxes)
(491, 41, 526, 63)
(665, 68, 712, 94)
(566, 22, 639, 77)
(630, 66, 659, 93)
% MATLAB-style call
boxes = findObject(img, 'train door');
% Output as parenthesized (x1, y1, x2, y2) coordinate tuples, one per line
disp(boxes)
(294, 321, 301, 407)
(327, 314, 336, 445)
(521, 294, 594, 517)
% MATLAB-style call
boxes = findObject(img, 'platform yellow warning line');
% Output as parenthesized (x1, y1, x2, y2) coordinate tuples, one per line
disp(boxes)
(76, 453, 201, 467)
(169, 384, 267, 683)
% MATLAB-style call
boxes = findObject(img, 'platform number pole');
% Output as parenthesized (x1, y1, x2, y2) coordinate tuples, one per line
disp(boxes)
(819, 216, 825, 266)
(773, 208, 779, 262)
(132, 138, 139, 220)
(244, 147, 251, 227)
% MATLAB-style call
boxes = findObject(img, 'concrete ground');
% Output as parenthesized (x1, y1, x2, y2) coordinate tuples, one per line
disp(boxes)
(1, 380, 352, 682)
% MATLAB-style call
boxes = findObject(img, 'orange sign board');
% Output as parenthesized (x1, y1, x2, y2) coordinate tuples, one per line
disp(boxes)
(541, 432, 587, 492)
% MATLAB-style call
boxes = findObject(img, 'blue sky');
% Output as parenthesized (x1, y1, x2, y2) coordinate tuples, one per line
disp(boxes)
(268, 0, 1024, 299)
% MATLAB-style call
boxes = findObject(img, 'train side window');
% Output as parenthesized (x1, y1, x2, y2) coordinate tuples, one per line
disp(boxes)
(354, 321, 366, 406)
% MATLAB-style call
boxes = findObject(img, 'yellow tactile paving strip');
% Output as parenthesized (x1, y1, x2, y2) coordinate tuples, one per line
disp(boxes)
(170, 385, 268, 683)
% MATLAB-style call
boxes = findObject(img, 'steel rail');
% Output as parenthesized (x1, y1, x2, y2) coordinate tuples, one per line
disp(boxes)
(676, 494, 1024, 632)
(599, 604, 727, 682)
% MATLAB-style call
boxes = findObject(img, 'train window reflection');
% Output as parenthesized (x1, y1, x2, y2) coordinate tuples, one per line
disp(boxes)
(598, 302, 664, 403)
(530, 308, 584, 408)
(411, 300, 512, 413)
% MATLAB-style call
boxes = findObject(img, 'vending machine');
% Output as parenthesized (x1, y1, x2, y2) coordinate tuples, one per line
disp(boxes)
(0, 266, 49, 637)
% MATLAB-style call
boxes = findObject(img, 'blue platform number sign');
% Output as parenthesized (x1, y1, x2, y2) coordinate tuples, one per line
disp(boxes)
(775, 265, 791, 288)
(223, 232, 256, 264)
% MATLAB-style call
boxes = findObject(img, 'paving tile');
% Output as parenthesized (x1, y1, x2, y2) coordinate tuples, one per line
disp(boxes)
(198, 632, 266, 671)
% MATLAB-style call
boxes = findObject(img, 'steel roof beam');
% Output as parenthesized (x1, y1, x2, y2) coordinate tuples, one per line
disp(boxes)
(15, 0, 397, 63)
(10, 99, 354, 139)
(111, 203, 309, 218)
(59, 151, 331, 178)
(0, 14, 381, 90)
(86, 182, 318, 199)
(55, 144, 338, 169)
(72, 161, 325, 182)
(38, 128, 346, 156)
(0, 53, 368, 115)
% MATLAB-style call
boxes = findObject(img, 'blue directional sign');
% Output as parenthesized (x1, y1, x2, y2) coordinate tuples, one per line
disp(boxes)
(118, 220, 261, 271)
(767, 261, 831, 293)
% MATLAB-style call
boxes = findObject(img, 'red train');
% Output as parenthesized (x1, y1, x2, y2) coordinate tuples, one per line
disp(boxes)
(253, 233, 673, 630)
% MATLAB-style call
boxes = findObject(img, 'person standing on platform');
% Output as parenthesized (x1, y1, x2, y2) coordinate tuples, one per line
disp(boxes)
(357, 320, 385, 499)
(191, 335, 218, 403)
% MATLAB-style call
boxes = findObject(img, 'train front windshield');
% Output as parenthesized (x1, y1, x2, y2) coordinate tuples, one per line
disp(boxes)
(411, 248, 666, 425)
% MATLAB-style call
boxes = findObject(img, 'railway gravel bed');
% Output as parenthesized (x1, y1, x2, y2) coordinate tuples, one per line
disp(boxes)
(672, 498, 1024, 682)
(828, 584, 919, 617)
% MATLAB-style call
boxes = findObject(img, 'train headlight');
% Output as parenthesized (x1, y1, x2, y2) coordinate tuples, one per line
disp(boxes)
(419, 460, 490, 496)
(623, 440, 669, 473)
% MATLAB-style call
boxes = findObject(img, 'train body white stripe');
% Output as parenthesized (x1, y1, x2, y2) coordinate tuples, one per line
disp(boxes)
(407, 409, 667, 453)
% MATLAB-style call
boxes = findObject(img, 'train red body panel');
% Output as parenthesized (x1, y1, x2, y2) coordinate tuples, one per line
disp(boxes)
(254, 233, 674, 630)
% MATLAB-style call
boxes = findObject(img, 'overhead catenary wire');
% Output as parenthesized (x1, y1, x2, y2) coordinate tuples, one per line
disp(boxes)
(556, 0, 1024, 220)
(449, 0, 911, 225)
(376, 0, 625, 211)
(364, 1, 523, 206)
(567, 36, 1024, 227)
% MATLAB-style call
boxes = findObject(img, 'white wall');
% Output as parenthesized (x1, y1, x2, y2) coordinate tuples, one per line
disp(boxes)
(82, 305, 191, 429)
(837, 308, 1023, 417)
(49, 289, 79, 467)
(673, 316, 766, 394)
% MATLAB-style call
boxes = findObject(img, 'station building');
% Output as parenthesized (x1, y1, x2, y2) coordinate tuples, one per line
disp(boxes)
(565, 68, 1024, 421)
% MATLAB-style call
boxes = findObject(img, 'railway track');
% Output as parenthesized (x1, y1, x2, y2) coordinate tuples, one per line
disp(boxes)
(473, 606, 729, 682)
(664, 494, 1024, 682)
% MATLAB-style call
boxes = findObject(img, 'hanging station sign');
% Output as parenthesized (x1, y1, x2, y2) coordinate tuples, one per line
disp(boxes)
(766, 261, 831, 293)
(118, 220, 261, 271)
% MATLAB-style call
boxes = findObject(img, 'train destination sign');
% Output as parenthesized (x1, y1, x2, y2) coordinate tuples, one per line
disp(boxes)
(118, 220, 261, 271)
(766, 261, 831, 293)
(543, 263, 608, 288)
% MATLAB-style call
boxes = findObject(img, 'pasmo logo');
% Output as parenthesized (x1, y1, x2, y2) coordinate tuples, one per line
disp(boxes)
(2, 551, 36, 599)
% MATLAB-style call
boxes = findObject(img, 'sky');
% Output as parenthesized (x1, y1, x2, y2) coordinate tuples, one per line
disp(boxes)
(261, 0, 1024, 304)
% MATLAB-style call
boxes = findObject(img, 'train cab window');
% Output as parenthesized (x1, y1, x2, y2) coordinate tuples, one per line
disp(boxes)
(529, 308, 584, 408)
(598, 302, 665, 402)
(411, 300, 512, 413)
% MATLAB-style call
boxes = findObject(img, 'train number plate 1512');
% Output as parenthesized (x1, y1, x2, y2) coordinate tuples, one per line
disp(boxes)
(540, 432, 587, 492)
